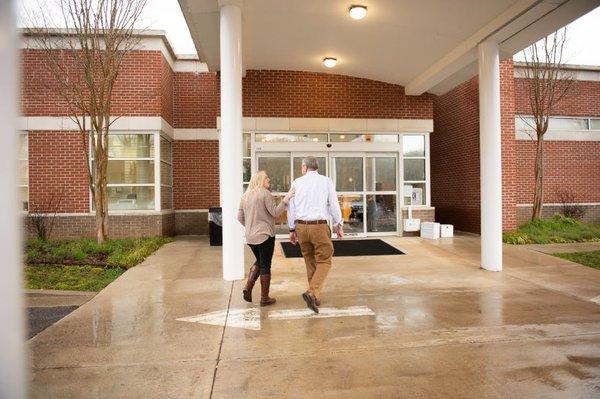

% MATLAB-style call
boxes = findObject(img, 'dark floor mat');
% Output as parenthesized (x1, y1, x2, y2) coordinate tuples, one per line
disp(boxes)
(281, 239, 404, 258)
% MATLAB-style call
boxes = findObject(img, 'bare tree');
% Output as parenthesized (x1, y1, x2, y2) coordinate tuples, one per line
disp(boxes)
(27, 187, 65, 241)
(22, 0, 148, 243)
(521, 28, 573, 221)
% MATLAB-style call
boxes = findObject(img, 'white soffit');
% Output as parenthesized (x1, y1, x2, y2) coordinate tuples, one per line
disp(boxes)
(178, 0, 598, 95)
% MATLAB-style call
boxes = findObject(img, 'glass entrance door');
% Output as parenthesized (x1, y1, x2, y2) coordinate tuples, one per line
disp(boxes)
(255, 151, 399, 237)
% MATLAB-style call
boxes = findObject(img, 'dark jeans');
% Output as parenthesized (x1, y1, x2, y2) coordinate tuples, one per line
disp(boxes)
(248, 236, 276, 275)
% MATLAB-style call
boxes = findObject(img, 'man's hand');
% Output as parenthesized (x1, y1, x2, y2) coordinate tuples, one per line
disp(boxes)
(290, 231, 297, 245)
(335, 225, 344, 240)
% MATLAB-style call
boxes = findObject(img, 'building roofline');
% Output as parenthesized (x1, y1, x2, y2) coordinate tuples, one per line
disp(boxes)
(513, 61, 600, 72)
(19, 27, 198, 62)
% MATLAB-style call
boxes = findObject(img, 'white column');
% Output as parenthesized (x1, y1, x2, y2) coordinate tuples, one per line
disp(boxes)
(219, 1, 245, 281)
(0, 0, 26, 397)
(478, 41, 502, 272)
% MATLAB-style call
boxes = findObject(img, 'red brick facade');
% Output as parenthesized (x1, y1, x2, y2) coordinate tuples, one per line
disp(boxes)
(20, 42, 599, 237)
(173, 140, 220, 209)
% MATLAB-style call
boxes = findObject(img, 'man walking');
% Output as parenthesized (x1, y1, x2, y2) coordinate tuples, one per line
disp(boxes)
(288, 156, 343, 313)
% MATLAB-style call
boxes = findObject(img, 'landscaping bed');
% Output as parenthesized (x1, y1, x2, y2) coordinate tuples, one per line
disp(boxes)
(24, 237, 173, 291)
(503, 215, 600, 245)
(552, 250, 600, 270)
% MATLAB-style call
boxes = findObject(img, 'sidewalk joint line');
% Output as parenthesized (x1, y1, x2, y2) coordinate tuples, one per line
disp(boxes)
(209, 281, 234, 399)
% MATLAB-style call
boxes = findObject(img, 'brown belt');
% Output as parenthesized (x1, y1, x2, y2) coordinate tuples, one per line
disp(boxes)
(295, 219, 328, 225)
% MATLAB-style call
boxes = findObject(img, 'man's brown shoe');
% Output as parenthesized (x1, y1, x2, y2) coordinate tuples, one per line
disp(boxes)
(302, 292, 319, 314)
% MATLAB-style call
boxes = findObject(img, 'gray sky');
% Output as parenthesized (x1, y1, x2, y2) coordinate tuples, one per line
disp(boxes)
(19, 1, 600, 65)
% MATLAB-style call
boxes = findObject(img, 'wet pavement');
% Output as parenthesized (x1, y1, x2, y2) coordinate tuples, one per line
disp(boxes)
(28, 235, 600, 398)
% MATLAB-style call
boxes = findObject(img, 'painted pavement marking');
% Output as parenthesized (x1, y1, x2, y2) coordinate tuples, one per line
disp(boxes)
(268, 306, 375, 320)
(177, 306, 375, 330)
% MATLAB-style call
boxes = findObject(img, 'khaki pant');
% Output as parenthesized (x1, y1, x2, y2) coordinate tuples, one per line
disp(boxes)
(296, 224, 334, 301)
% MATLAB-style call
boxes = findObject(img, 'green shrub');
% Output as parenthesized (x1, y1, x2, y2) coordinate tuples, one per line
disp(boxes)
(503, 215, 600, 244)
(502, 231, 532, 245)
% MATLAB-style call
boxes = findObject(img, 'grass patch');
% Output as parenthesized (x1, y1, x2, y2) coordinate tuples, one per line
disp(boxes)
(26, 236, 173, 269)
(503, 215, 600, 245)
(552, 250, 600, 270)
(24, 264, 125, 291)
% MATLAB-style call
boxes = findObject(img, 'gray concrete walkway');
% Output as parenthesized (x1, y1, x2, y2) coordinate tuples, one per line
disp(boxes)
(28, 236, 600, 398)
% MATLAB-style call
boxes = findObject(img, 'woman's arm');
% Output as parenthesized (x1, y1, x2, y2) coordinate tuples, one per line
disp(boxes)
(263, 190, 287, 218)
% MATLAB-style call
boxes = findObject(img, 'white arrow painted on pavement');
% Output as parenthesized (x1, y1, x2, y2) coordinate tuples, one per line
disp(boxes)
(268, 306, 375, 320)
(177, 306, 375, 331)
(176, 308, 261, 331)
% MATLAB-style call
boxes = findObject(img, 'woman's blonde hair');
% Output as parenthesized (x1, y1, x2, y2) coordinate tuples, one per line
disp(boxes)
(242, 170, 268, 200)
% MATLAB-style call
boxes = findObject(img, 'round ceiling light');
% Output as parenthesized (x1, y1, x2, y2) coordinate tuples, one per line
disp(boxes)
(323, 57, 337, 68)
(349, 5, 367, 20)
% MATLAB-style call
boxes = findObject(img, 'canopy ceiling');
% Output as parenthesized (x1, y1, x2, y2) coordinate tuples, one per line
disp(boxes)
(178, 0, 598, 95)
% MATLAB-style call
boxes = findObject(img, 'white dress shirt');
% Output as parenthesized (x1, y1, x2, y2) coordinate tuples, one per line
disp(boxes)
(287, 170, 343, 230)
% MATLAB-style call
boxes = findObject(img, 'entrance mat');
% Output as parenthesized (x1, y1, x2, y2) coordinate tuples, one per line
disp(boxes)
(281, 239, 405, 258)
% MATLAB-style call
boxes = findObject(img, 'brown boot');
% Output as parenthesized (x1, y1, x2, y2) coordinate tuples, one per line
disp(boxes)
(260, 274, 276, 306)
(242, 263, 260, 302)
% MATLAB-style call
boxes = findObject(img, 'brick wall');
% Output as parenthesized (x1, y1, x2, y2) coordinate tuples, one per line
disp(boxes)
(173, 72, 220, 128)
(172, 140, 220, 209)
(161, 57, 175, 126)
(431, 76, 481, 233)
(431, 60, 517, 233)
(21, 49, 170, 117)
(516, 141, 600, 204)
(515, 77, 600, 116)
(29, 131, 89, 213)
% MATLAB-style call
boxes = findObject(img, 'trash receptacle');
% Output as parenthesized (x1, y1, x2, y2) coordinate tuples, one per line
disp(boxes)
(208, 207, 222, 246)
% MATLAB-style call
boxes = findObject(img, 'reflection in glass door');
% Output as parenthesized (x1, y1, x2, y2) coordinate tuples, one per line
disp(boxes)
(332, 155, 365, 236)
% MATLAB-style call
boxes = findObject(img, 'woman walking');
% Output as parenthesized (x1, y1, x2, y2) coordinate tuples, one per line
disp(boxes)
(238, 171, 294, 306)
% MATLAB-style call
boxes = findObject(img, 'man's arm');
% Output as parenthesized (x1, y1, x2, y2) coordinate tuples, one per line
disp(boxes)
(287, 183, 297, 231)
(327, 178, 343, 227)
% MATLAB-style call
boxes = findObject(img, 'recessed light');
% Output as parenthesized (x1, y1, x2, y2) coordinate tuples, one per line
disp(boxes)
(349, 5, 367, 20)
(323, 57, 337, 68)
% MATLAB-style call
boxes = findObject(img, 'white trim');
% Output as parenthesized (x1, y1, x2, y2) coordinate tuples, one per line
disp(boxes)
(516, 129, 600, 141)
(19, 116, 175, 139)
(514, 64, 600, 82)
(217, 117, 433, 133)
(173, 128, 219, 140)
(517, 203, 600, 207)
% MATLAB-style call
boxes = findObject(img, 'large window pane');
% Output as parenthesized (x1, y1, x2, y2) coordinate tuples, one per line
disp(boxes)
(160, 137, 172, 163)
(243, 158, 251, 182)
(339, 195, 364, 234)
(334, 157, 363, 192)
(108, 134, 154, 158)
(258, 156, 290, 192)
(19, 134, 28, 159)
(20, 187, 28, 211)
(161, 162, 172, 186)
(549, 117, 588, 131)
(273, 196, 289, 235)
(515, 116, 536, 130)
(366, 157, 396, 191)
(591, 119, 600, 130)
(403, 183, 426, 206)
(293, 156, 326, 179)
(404, 159, 425, 181)
(108, 186, 154, 210)
(403, 135, 425, 156)
(105, 160, 155, 184)
(255, 133, 327, 143)
(367, 195, 396, 232)
(243, 133, 251, 157)
(330, 134, 398, 143)
(18, 160, 28, 186)
(161, 186, 173, 209)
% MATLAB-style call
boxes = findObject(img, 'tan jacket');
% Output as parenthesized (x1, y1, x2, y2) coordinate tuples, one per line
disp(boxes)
(237, 188, 286, 245)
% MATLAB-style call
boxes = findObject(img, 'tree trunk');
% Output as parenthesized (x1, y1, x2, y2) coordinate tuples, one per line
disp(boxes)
(94, 139, 109, 244)
(531, 136, 545, 221)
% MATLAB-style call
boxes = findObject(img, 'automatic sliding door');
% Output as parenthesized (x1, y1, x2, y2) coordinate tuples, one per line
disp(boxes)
(257, 153, 291, 234)
(332, 155, 365, 236)
(365, 154, 398, 233)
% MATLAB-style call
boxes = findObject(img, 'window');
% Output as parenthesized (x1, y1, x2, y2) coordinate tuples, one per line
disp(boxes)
(255, 133, 327, 142)
(330, 134, 398, 142)
(516, 116, 597, 131)
(243, 133, 251, 190)
(19, 132, 28, 211)
(160, 136, 173, 209)
(402, 134, 427, 206)
(92, 132, 172, 211)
